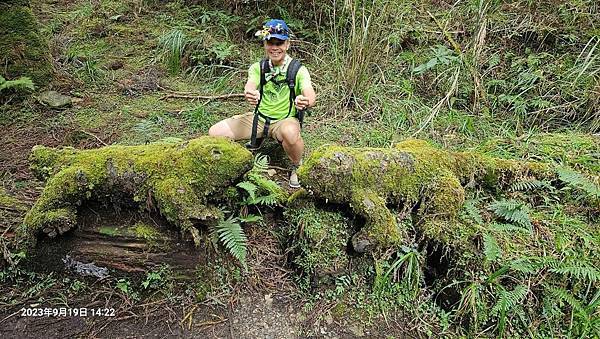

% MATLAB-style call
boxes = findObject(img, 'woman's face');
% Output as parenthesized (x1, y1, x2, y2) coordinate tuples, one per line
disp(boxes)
(264, 38, 289, 65)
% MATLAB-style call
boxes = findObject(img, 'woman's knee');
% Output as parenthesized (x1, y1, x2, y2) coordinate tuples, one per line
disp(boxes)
(208, 121, 234, 138)
(280, 124, 301, 144)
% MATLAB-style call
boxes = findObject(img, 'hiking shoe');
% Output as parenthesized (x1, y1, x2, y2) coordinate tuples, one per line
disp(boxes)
(289, 166, 300, 188)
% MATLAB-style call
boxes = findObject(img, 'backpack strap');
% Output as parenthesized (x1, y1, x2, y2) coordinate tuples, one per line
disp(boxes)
(246, 58, 270, 150)
(285, 59, 303, 122)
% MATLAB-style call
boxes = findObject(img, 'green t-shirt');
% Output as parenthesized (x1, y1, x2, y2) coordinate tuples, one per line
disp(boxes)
(248, 58, 311, 120)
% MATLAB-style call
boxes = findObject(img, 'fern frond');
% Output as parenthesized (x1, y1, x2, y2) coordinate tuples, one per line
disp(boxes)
(492, 285, 528, 335)
(509, 257, 545, 274)
(549, 261, 600, 282)
(236, 181, 257, 201)
(557, 167, 600, 199)
(492, 285, 528, 315)
(252, 194, 279, 206)
(238, 214, 262, 223)
(237, 155, 286, 208)
(464, 199, 483, 224)
(252, 154, 269, 173)
(248, 173, 286, 203)
(488, 199, 531, 228)
(483, 233, 501, 262)
(547, 286, 584, 313)
(489, 199, 520, 211)
(509, 178, 550, 192)
(542, 294, 565, 322)
(214, 216, 247, 266)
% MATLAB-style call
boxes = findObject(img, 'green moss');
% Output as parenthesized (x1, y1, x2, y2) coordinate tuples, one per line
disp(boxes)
(193, 275, 212, 301)
(0, 1, 52, 85)
(132, 222, 160, 242)
(350, 189, 404, 251)
(17, 136, 253, 251)
(284, 201, 350, 277)
(298, 139, 551, 253)
(0, 187, 26, 212)
(98, 226, 121, 236)
(477, 133, 600, 173)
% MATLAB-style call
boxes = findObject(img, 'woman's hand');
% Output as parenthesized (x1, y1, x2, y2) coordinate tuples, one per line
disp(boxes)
(294, 95, 310, 110)
(244, 89, 260, 106)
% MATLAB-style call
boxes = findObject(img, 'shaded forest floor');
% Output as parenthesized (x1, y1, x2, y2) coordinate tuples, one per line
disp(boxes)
(1, 0, 598, 338)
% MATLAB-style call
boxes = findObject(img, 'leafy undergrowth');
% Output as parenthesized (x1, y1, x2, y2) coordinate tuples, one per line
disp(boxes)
(282, 155, 598, 337)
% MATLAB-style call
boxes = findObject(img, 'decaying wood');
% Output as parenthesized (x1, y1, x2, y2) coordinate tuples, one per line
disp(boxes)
(17, 136, 253, 251)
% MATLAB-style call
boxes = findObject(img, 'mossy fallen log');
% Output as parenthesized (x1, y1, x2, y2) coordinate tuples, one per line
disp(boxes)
(27, 204, 202, 278)
(16, 136, 253, 251)
(289, 140, 597, 336)
(297, 139, 551, 253)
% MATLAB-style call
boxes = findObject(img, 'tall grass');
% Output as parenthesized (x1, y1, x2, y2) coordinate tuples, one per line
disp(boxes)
(158, 29, 187, 75)
(317, 0, 396, 116)
(298, 0, 600, 133)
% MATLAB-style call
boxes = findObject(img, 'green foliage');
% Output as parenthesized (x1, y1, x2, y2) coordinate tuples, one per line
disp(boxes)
(557, 166, 600, 200)
(182, 105, 214, 133)
(80, 59, 104, 83)
(158, 29, 187, 75)
(548, 260, 600, 283)
(491, 285, 528, 336)
(210, 154, 283, 268)
(0, 250, 27, 281)
(132, 114, 168, 144)
(483, 233, 501, 262)
(115, 278, 139, 300)
(488, 199, 531, 229)
(237, 154, 286, 206)
(463, 199, 483, 224)
(211, 215, 248, 268)
(477, 133, 600, 173)
(319, 0, 397, 111)
(0, 75, 35, 92)
(5, 1, 600, 337)
(490, 222, 531, 235)
(546, 287, 600, 338)
(282, 202, 349, 279)
(413, 45, 460, 75)
(376, 246, 423, 299)
(141, 265, 172, 292)
(195, 41, 238, 65)
(509, 178, 551, 192)
(0, 2, 52, 85)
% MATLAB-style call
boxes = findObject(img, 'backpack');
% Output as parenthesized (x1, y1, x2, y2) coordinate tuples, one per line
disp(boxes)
(246, 58, 307, 150)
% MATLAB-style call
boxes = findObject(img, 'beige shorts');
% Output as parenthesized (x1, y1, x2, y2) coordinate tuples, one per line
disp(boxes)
(224, 112, 300, 142)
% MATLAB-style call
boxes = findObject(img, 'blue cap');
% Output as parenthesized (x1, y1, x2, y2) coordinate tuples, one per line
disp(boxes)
(255, 19, 290, 41)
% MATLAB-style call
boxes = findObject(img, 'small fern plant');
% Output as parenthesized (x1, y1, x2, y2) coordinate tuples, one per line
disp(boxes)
(211, 214, 248, 269)
(0, 75, 35, 92)
(509, 177, 552, 192)
(491, 284, 529, 336)
(210, 154, 285, 269)
(237, 154, 287, 207)
(556, 166, 600, 200)
(546, 285, 600, 338)
(488, 199, 532, 229)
